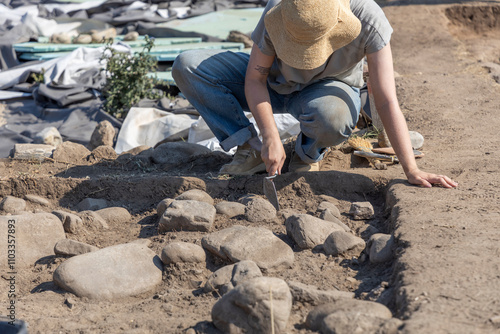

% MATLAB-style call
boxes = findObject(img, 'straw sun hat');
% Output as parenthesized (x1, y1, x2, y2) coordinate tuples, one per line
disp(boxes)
(264, 0, 362, 70)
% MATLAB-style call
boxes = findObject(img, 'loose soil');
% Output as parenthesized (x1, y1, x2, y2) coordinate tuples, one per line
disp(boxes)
(1, 1, 500, 333)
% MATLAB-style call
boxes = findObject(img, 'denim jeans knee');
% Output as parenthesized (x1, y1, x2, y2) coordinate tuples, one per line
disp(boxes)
(286, 80, 361, 163)
(172, 50, 258, 151)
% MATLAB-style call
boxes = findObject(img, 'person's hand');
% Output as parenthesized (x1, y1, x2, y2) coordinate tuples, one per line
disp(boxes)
(260, 136, 286, 176)
(406, 168, 458, 188)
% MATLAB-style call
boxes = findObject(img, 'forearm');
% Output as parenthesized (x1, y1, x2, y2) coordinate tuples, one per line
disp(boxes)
(245, 80, 280, 143)
(376, 100, 419, 176)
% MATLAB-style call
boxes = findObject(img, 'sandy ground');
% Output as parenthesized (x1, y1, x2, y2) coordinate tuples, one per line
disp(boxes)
(1, 1, 500, 333)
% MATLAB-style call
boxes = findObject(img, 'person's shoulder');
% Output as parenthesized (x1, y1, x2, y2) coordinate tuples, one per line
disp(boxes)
(351, 0, 387, 21)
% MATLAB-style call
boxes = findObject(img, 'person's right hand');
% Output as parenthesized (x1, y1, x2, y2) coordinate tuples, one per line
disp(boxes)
(260, 136, 286, 176)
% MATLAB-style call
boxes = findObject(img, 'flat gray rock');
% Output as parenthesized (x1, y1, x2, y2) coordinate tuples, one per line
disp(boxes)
(54, 239, 99, 256)
(323, 231, 365, 257)
(159, 200, 215, 232)
(53, 243, 163, 299)
(24, 194, 50, 207)
(244, 197, 277, 222)
(202, 225, 294, 271)
(212, 277, 292, 334)
(77, 198, 108, 211)
(0, 213, 66, 268)
(152, 142, 211, 164)
(0, 196, 26, 214)
(52, 210, 84, 234)
(287, 281, 354, 305)
(215, 201, 246, 218)
(175, 189, 214, 205)
(319, 210, 350, 232)
(95, 207, 131, 225)
(305, 299, 393, 331)
(160, 242, 206, 265)
(368, 234, 394, 264)
(285, 214, 344, 249)
(317, 201, 341, 219)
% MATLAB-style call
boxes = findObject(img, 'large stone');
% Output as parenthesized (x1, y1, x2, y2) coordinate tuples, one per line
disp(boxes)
(305, 299, 393, 331)
(52, 141, 90, 163)
(33, 126, 62, 147)
(12, 143, 55, 161)
(321, 312, 403, 334)
(215, 201, 246, 218)
(202, 225, 294, 271)
(54, 239, 99, 256)
(0, 213, 66, 268)
(152, 142, 211, 164)
(52, 210, 84, 234)
(287, 281, 354, 305)
(204, 260, 263, 295)
(368, 234, 395, 264)
(349, 201, 375, 220)
(319, 210, 351, 232)
(89, 120, 115, 150)
(95, 207, 131, 225)
(204, 264, 235, 294)
(88, 145, 117, 162)
(175, 189, 214, 205)
(0, 196, 26, 214)
(53, 242, 163, 299)
(78, 211, 109, 230)
(323, 231, 365, 257)
(285, 214, 344, 249)
(409, 130, 424, 149)
(245, 197, 277, 222)
(160, 242, 206, 265)
(156, 198, 174, 217)
(212, 277, 292, 334)
(159, 200, 215, 232)
(317, 201, 341, 219)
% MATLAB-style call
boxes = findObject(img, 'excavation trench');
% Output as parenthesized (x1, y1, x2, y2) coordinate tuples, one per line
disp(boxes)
(0, 147, 402, 332)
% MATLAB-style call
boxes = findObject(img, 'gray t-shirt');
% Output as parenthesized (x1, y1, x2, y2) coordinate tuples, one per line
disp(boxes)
(251, 0, 393, 93)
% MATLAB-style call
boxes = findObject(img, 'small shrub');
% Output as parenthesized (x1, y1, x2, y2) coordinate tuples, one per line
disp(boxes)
(100, 36, 164, 119)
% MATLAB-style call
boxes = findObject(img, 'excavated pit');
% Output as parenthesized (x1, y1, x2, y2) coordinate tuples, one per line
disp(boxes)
(0, 144, 401, 333)
(445, 4, 500, 83)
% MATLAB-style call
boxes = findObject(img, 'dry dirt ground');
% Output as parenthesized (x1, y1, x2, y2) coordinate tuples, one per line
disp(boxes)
(1, 1, 500, 333)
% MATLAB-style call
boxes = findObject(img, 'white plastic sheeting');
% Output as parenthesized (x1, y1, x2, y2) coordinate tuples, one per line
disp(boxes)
(115, 107, 301, 155)
(115, 107, 198, 154)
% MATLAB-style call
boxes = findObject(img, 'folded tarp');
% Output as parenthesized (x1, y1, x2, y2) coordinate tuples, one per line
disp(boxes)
(18, 41, 245, 61)
(13, 36, 202, 53)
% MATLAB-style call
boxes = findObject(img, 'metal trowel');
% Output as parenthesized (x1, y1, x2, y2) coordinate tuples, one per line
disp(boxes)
(263, 172, 280, 211)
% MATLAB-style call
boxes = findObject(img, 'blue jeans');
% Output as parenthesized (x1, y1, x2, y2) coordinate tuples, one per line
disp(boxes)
(172, 50, 361, 164)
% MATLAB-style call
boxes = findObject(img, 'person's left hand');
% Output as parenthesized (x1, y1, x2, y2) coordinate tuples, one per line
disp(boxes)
(406, 169, 458, 188)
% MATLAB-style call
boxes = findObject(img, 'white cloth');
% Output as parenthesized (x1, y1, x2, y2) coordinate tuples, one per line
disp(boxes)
(115, 107, 198, 154)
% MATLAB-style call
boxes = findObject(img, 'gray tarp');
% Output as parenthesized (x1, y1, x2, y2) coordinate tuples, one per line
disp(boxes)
(0, 0, 267, 158)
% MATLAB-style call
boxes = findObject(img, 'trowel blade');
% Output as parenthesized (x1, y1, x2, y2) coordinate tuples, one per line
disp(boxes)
(263, 174, 280, 211)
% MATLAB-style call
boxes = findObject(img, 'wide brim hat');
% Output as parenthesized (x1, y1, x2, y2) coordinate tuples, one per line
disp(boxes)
(264, 0, 362, 70)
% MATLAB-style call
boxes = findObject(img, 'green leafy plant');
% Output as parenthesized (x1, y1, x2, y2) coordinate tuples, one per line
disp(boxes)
(31, 68, 45, 84)
(100, 35, 164, 119)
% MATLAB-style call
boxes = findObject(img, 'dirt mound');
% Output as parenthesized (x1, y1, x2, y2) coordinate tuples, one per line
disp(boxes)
(445, 4, 500, 33)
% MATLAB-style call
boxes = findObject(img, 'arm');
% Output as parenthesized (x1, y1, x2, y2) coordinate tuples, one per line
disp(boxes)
(245, 44, 286, 175)
(366, 43, 457, 188)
